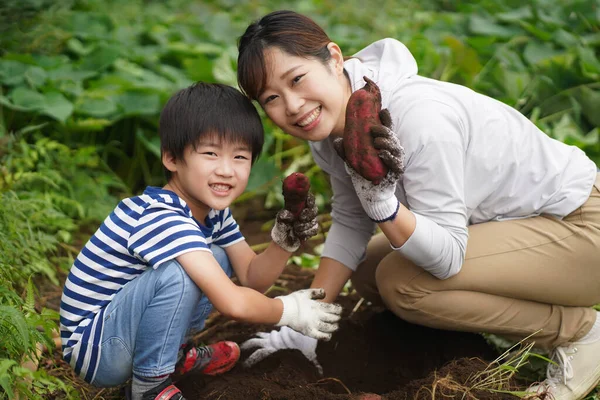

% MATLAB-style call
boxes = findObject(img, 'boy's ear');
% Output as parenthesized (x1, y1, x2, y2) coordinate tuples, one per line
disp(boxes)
(162, 150, 178, 173)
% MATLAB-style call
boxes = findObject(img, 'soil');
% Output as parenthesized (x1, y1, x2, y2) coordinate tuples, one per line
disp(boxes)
(172, 263, 521, 400)
(40, 203, 529, 400)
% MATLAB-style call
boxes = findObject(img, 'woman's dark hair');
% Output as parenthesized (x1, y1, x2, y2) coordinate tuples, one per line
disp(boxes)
(237, 10, 334, 101)
(159, 82, 264, 181)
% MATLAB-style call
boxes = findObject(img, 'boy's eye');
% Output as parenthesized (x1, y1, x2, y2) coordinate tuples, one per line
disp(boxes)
(235, 155, 249, 160)
(202, 151, 217, 156)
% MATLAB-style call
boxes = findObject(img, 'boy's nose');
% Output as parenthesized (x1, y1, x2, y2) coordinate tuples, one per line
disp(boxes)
(216, 159, 234, 176)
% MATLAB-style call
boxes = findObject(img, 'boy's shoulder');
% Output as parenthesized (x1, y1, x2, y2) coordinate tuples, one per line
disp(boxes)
(121, 186, 192, 216)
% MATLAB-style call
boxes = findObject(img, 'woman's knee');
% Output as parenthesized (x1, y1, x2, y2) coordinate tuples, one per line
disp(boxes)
(374, 256, 432, 318)
(351, 234, 395, 304)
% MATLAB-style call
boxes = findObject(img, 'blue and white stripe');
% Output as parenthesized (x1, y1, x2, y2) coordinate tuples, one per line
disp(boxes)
(59, 186, 244, 382)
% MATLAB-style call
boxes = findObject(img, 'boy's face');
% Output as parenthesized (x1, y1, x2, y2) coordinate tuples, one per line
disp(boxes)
(164, 136, 253, 217)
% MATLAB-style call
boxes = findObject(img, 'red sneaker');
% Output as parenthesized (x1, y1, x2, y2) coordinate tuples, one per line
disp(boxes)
(125, 378, 185, 400)
(174, 341, 240, 377)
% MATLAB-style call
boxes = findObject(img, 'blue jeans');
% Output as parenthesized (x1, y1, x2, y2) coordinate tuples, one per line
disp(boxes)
(90, 246, 232, 387)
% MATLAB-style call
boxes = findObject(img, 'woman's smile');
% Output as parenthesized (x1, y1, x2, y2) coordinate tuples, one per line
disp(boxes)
(296, 106, 322, 130)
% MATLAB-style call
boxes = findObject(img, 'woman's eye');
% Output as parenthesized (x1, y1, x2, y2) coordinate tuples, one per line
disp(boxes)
(292, 74, 305, 84)
(263, 95, 277, 104)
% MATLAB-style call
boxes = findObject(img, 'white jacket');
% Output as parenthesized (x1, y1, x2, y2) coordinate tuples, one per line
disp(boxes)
(309, 38, 597, 279)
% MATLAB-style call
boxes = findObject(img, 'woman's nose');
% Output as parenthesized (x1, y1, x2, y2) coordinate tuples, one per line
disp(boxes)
(285, 94, 303, 116)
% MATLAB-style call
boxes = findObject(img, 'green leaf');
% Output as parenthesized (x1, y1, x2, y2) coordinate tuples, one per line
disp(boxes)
(116, 92, 160, 116)
(0, 60, 28, 86)
(70, 11, 113, 39)
(496, 7, 533, 22)
(67, 117, 113, 132)
(518, 21, 553, 42)
(167, 42, 223, 57)
(578, 47, 600, 79)
(79, 44, 121, 72)
(184, 55, 215, 82)
(501, 70, 531, 102)
(0, 305, 30, 351)
(40, 92, 74, 123)
(66, 37, 92, 56)
(135, 128, 161, 158)
(47, 64, 97, 82)
(10, 87, 46, 111)
(469, 15, 521, 38)
(76, 97, 118, 118)
(0, 359, 18, 398)
(576, 87, 600, 128)
(203, 12, 235, 44)
(24, 66, 48, 88)
(0, 95, 35, 112)
(443, 35, 482, 82)
(212, 51, 237, 86)
(246, 156, 279, 193)
(523, 41, 563, 66)
(553, 30, 579, 49)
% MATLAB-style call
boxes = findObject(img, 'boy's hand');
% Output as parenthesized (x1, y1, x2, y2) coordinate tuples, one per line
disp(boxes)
(271, 193, 319, 252)
(241, 326, 323, 375)
(275, 288, 342, 341)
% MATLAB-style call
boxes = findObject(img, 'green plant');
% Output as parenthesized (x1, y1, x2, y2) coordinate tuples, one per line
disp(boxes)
(0, 279, 78, 400)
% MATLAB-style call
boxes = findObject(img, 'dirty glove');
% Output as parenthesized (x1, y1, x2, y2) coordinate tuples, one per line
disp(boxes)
(275, 288, 341, 340)
(241, 326, 323, 375)
(271, 193, 319, 252)
(333, 111, 405, 223)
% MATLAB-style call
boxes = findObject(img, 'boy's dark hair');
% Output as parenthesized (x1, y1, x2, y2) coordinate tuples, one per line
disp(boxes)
(159, 82, 264, 181)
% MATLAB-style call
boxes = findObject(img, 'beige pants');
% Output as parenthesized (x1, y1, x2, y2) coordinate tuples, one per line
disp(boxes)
(352, 174, 600, 349)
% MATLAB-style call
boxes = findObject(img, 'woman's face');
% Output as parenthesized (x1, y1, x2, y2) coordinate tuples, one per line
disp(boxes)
(258, 44, 351, 141)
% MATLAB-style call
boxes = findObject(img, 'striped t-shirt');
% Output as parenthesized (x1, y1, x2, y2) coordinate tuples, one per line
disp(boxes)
(59, 186, 244, 382)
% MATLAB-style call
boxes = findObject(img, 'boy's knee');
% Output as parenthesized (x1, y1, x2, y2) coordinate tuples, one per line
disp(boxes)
(210, 245, 233, 278)
(157, 259, 201, 299)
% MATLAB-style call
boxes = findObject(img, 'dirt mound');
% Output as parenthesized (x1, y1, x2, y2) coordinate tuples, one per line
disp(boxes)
(175, 265, 519, 399)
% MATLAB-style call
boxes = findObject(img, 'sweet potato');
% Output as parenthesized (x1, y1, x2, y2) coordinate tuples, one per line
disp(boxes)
(282, 172, 310, 218)
(343, 76, 388, 184)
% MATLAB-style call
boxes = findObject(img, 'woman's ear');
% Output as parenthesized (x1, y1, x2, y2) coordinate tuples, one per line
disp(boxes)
(162, 151, 178, 173)
(327, 42, 345, 75)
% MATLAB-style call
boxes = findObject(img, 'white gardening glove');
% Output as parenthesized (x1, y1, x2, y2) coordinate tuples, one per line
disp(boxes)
(275, 288, 342, 340)
(241, 326, 323, 375)
(333, 111, 405, 223)
(271, 193, 319, 252)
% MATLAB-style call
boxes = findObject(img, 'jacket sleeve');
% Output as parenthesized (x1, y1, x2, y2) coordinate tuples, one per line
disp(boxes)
(392, 98, 469, 279)
(309, 139, 377, 271)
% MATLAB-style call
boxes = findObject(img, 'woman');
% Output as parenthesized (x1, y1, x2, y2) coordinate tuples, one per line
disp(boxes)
(236, 10, 600, 399)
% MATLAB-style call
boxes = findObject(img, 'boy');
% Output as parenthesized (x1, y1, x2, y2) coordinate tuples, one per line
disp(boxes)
(59, 83, 341, 400)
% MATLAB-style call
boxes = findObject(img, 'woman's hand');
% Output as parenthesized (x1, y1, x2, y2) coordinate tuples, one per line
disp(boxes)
(333, 111, 405, 222)
(241, 326, 323, 375)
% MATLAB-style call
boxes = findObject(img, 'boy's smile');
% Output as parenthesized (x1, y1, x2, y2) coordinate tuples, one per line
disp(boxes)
(163, 138, 252, 221)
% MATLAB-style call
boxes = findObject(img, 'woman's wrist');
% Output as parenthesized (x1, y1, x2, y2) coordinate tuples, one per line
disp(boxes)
(364, 196, 400, 223)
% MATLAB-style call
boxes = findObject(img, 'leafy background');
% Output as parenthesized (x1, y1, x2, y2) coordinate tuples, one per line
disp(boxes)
(0, 0, 599, 398)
